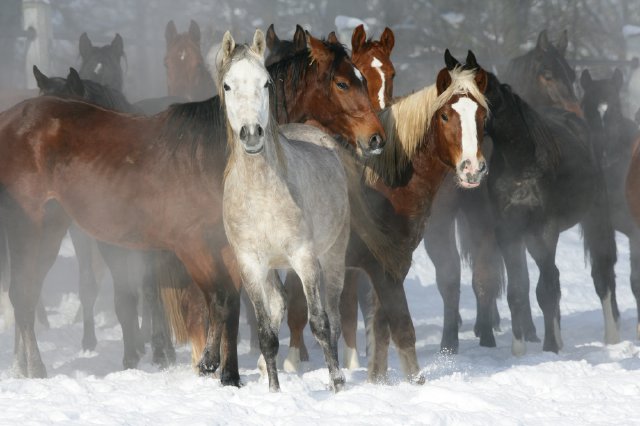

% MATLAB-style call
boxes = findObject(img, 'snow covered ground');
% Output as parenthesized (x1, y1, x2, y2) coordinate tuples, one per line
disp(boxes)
(1, 226, 640, 425)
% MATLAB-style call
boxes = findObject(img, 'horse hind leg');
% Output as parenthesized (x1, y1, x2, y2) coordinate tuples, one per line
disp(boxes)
(284, 270, 308, 373)
(70, 226, 100, 351)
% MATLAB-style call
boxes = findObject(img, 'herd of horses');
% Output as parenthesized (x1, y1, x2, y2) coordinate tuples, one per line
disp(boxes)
(0, 19, 640, 393)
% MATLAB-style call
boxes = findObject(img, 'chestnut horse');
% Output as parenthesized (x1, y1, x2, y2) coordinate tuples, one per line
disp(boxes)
(164, 20, 215, 101)
(78, 32, 125, 92)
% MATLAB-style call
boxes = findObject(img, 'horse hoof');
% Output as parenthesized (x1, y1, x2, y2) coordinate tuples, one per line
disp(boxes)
(410, 372, 426, 385)
(220, 369, 241, 387)
(332, 375, 346, 393)
(511, 338, 526, 356)
(300, 343, 310, 362)
(439, 343, 459, 355)
(82, 335, 97, 352)
(479, 333, 497, 348)
(525, 331, 540, 343)
(283, 348, 300, 373)
(123, 355, 140, 370)
(198, 361, 219, 377)
(28, 364, 48, 379)
(342, 346, 360, 370)
(542, 338, 560, 354)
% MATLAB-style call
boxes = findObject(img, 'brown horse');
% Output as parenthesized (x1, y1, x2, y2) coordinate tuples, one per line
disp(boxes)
(78, 32, 125, 92)
(265, 24, 306, 67)
(164, 20, 215, 101)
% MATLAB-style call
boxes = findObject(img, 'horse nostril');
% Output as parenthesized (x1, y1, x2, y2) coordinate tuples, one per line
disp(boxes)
(240, 126, 248, 141)
(478, 161, 487, 174)
(257, 125, 264, 137)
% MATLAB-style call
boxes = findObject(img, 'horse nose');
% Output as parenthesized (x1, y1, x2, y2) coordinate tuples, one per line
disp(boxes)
(458, 159, 487, 188)
(368, 133, 385, 154)
(240, 125, 249, 142)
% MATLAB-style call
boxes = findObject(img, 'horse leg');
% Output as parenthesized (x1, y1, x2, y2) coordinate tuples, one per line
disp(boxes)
(284, 271, 308, 373)
(7, 203, 69, 377)
(98, 243, 142, 369)
(70, 226, 100, 351)
(497, 229, 533, 356)
(582, 193, 619, 344)
(526, 229, 562, 353)
(424, 210, 460, 354)
(217, 245, 241, 387)
(243, 265, 285, 392)
(629, 228, 640, 339)
(340, 269, 360, 369)
(366, 289, 390, 382)
(355, 270, 373, 356)
(293, 249, 344, 392)
(35, 299, 49, 329)
(240, 288, 260, 354)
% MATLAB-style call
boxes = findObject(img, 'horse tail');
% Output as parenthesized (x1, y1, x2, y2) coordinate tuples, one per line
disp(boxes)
(338, 149, 406, 280)
(155, 252, 207, 368)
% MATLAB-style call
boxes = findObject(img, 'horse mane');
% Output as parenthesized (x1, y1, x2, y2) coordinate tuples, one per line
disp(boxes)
(365, 67, 488, 185)
(160, 95, 228, 170)
(81, 79, 135, 113)
(489, 76, 561, 172)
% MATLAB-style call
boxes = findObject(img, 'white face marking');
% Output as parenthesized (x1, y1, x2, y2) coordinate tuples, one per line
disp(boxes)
(451, 96, 479, 169)
(370, 57, 386, 109)
(180, 49, 186, 61)
(93, 63, 103, 74)
(598, 103, 608, 120)
(223, 57, 270, 147)
(353, 66, 363, 82)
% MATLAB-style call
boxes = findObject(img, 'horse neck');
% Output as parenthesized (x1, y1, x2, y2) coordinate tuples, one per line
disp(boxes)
(226, 125, 284, 181)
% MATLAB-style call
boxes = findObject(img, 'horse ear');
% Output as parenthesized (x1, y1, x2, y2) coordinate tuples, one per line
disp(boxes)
(293, 25, 306, 51)
(612, 68, 624, 91)
(266, 24, 278, 50)
(67, 67, 85, 97)
(306, 31, 331, 70)
(474, 68, 488, 93)
(33, 65, 50, 91)
(556, 30, 568, 56)
(580, 69, 592, 90)
(536, 29, 551, 52)
(79, 32, 92, 59)
(380, 27, 395, 54)
(465, 50, 479, 70)
(217, 31, 235, 69)
(165, 20, 177, 46)
(251, 29, 266, 58)
(327, 31, 339, 44)
(444, 49, 460, 71)
(351, 24, 366, 54)
(188, 20, 201, 46)
(436, 68, 452, 95)
(111, 33, 124, 58)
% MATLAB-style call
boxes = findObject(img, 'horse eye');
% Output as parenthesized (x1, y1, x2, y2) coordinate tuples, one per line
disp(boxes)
(336, 81, 349, 90)
(223, 83, 230, 91)
(441, 113, 448, 122)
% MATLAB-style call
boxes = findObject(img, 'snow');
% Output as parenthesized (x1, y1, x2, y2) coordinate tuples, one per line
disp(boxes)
(1, 226, 640, 424)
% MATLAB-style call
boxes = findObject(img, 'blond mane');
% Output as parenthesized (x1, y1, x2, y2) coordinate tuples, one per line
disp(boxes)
(365, 67, 488, 184)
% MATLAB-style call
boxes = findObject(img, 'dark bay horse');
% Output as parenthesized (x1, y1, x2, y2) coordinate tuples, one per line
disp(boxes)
(482, 64, 618, 355)
(32, 65, 176, 369)
(164, 20, 215, 101)
(265, 24, 306, 67)
(78, 32, 125, 92)
(582, 69, 640, 338)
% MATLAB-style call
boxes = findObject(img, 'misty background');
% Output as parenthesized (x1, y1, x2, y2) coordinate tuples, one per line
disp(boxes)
(2, 0, 640, 114)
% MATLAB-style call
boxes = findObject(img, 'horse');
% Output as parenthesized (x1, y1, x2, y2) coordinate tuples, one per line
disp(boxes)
(32, 65, 176, 369)
(219, 29, 352, 392)
(503, 29, 582, 116)
(164, 20, 216, 101)
(582, 69, 640, 338)
(265, 24, 306, 67)
(78, 32, 125, 92)
(272, 24, 398, 369)
(481, 64, 618, 355)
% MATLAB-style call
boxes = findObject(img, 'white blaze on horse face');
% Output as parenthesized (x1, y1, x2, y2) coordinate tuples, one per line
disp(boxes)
(224, 57, 270, 145)
(598, 102, 608, 120)
(94, 63, 103, 74)
(353, 66, 363, 82)
(370, 57, 386, 109)
(452, 96, 480, 174)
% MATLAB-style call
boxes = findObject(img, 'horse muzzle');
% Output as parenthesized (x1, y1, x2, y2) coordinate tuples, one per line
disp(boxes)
(357, 133, 385, 156)
(456, 158, 487, 189)
(240, 124, 265, 155)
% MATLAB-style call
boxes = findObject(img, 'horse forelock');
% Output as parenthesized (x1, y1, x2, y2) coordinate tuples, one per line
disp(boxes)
(365, 67, 487, 185)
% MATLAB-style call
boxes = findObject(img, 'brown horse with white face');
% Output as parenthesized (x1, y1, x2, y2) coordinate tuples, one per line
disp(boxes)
(350, 24, 395, 111)
(164, 20, 215, 101)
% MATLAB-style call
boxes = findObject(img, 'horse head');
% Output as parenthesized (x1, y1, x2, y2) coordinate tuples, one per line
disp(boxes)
(78, 32, 124, 92)
(350, 24, 395, 111)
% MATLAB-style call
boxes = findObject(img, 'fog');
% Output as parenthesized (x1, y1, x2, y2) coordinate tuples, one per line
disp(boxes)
(1, 0, 640, 111)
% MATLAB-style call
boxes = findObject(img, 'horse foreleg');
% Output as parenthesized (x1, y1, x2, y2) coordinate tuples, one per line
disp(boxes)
(240, 289, 260, 354)
(340, 269, 360, 369)
(284, 271, 308, 373)
(70, 226, 100, 351)
(629, 229, 640, 339)
(293, 252, 344, 393)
